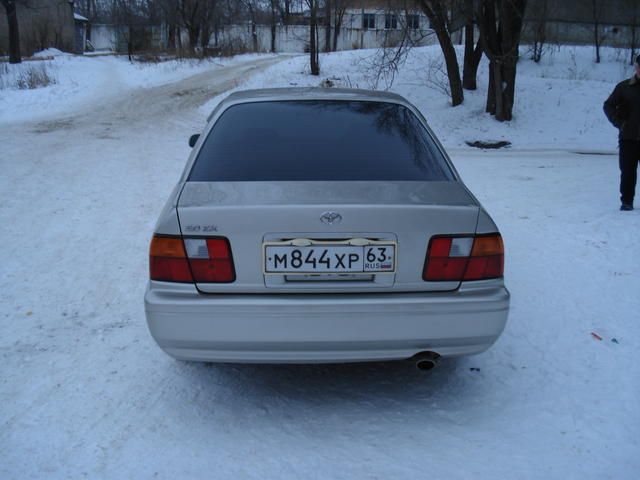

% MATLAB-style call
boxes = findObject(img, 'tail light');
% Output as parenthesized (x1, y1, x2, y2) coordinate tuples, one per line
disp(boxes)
(149, 236, 193, 283)
(183, 237, 235, 283)
(150, 235, 235, 283)
(423, 234, 504, 282)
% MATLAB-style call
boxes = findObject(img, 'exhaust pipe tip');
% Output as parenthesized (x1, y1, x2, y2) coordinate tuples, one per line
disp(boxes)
(413, 351, 441, 371)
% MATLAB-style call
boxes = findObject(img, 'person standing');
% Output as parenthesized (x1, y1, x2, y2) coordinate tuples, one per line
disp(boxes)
(603, 55, 640, 211)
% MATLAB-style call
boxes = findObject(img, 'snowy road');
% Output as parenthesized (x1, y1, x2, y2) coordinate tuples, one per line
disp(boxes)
(1, 58, 639, 479)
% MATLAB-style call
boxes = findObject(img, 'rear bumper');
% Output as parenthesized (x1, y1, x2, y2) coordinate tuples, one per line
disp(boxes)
(144, 281, 510, 363)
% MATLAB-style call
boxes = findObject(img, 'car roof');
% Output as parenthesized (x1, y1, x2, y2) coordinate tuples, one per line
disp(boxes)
(208, 88, 414, 122)
(222, 87, 408, 104)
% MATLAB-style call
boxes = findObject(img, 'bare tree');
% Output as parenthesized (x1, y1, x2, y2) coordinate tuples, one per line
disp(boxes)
(417, 0, 464, 106)
(526, 0, 548, 62)
(307, 0, 319, 74)
(324, 0, 331, 52)
(198, 0, 219, 54)
(627, 0, 638, 65)
(275, 0, 292, 25)
(177, 0, 202, 53)
(241, 0, 259, 51)
(77, 0, 98, 43)
(590, 0, 607, 64)
(270, 0, 279, 52)
(1, 0, 21, 63)
(368, 27, 414, 89)
(462, 0, 482, 89)
(476, 0, 527, 121)
(111, 0, 137, 60)
(332, 0, 346, 51)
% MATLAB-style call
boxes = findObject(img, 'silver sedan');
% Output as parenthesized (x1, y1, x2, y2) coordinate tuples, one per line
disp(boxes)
(144, 88, 509, 369)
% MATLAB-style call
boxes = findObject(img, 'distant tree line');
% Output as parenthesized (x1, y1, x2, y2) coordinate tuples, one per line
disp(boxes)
(2, 0, 638, 123)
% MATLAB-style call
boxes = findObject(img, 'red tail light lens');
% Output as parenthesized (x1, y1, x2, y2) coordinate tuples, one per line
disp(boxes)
(464, 235, 504, 281)
(423, 234, 504, 282)
(183, 238, 236, 283)
(150, 236, 193, 283)
(149, 235, 236, 283)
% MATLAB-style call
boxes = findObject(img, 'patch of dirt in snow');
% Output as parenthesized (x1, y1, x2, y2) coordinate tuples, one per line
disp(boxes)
(31, 118, 75, 133)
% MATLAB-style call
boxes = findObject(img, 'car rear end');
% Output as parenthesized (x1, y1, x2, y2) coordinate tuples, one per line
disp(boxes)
(144, 89, 510, 363)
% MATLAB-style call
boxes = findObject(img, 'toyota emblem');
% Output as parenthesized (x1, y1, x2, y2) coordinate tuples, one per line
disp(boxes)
(320, 211, 342, 225)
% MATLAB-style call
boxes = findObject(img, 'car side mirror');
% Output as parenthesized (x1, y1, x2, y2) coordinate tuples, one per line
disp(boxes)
(189, 134, 200, 148)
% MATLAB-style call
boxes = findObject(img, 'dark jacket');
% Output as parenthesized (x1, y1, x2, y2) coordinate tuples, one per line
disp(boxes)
(604, 75, 640, 141)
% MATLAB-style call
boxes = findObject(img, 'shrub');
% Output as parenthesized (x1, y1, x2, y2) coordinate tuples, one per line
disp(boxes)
(0, 62, 57, 90)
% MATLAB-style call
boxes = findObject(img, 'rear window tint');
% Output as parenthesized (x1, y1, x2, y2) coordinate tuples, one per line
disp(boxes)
(188, 100, 454, 182)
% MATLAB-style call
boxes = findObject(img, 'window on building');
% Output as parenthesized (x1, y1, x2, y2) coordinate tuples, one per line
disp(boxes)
(385, 14, 397, 30)
(362, 13, 376, 30)
(407, 14, 420, 30)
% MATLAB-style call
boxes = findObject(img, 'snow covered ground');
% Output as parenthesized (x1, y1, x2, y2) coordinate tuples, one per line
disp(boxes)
(0, 50, 277, 123)
(204, 45, 632, 152)
(1, 50, 639, 478)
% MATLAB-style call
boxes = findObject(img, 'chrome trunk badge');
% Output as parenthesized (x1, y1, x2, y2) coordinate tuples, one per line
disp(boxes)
(320, 211, 342, 225)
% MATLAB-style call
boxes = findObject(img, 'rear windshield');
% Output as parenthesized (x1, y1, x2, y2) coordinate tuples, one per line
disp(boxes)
(188, 100, 454, 182)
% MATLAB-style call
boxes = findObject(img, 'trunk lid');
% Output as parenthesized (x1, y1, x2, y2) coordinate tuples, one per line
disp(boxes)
(177, 181, 479, 293)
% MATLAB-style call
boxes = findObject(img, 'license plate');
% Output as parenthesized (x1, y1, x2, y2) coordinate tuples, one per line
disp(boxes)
(264, 243, 396, 274)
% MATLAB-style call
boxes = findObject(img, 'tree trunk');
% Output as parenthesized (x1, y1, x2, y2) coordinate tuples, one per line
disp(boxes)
(309, 1, 320, 75)
(324, 0, 331, 52)
(438, 29, 464, 106)
(499, 57, 518, 121)
(631, 23, 637, 66)
(418, 0, 464, 106)
(201, 25, 210, 56)
(188, 25, 199, 53)
(486, 60, 496, 113)
(270, 1, 277, 53)
(477, 0, 527, 121)
(333, 8, 343, 51)
(462, 37, 483, 90)
(168, 24, 176, 52)
(631, 1, 638, 65)
(251, 22, 258, 51)
(592, 0, 601, 64)
(491, 60, 503, 117)
(127, 30, 133, 62)
(2, 0, 21, 64)
(594, 20, 600, 63)
(248, 4, 258, 51)
(284, 0, 290, 24)
(471, 37, 483, 73)
(462, 8, 476, 89)
(462, 0, 482, 91)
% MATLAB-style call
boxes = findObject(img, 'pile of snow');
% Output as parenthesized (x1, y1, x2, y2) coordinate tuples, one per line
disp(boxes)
(203, 45, 631, 152)
(0, 52, 276, 124)
(32, 48, 70, 58)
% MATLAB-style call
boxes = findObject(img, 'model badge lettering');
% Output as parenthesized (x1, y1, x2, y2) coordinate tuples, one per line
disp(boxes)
(184, 225, 218, 232)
